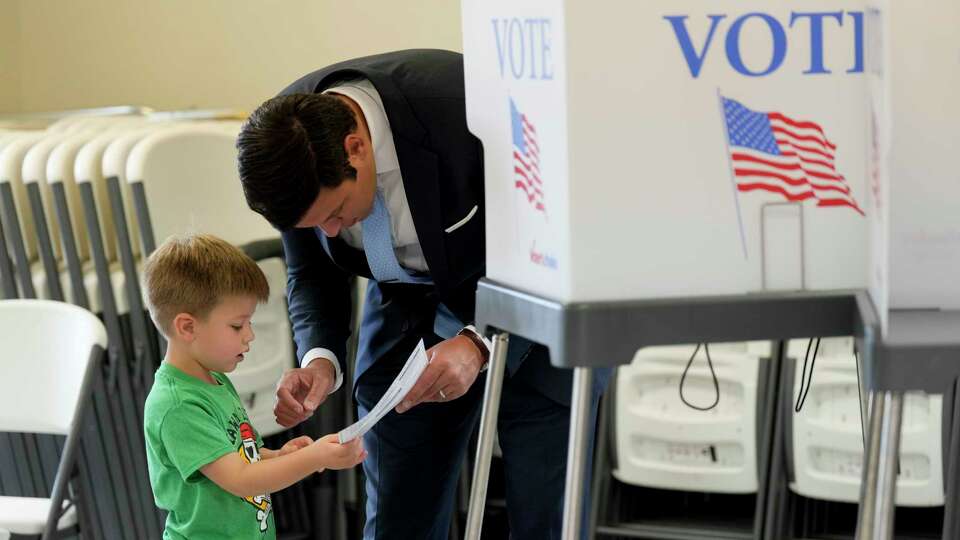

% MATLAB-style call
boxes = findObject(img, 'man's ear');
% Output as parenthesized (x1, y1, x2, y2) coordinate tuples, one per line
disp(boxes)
(344, 133, 368, 167)
(172, 312, 198, 342)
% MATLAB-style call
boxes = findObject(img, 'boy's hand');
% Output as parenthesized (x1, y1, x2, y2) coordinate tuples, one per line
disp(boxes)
(279, 436, 314, 457)
(315, 434, 366, 470)
(274, 361, 336, 427)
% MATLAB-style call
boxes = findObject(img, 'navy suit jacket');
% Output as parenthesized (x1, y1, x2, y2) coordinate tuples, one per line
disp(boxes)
(278, 49, 604, 406)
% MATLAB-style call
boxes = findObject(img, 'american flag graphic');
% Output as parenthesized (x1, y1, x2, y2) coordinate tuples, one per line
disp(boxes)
(511, 98, 545, 212)
(721, 96, 864, 216)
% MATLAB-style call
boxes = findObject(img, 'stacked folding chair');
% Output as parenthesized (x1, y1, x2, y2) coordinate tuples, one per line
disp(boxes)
(0, 299, 107, 540)
(593, 341, 780, 539)
(0, 108, 361, 539)
(781, 337, 947, 538)
(0, 129, 94, 536)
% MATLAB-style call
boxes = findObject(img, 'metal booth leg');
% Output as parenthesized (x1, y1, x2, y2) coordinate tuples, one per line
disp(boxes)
(856, 390, 905, 540)
(561, 367, 594, 540)
(465, 333, 510, 540)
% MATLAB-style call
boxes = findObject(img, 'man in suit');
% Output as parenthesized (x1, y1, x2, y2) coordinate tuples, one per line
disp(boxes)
(237, 49, 607, 540)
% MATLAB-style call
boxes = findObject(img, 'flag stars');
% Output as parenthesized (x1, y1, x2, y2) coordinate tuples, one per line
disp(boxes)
(723, 97, 780, 155)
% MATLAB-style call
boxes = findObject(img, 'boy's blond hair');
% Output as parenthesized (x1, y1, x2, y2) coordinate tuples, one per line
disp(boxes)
(142, 233, 269, 337)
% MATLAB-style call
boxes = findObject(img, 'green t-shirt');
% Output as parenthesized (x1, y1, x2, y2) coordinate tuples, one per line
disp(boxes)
(144, 363, 276, 540)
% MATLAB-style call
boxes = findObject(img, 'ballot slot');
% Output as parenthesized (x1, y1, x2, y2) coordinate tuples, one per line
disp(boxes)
(761, 203, 804, 292)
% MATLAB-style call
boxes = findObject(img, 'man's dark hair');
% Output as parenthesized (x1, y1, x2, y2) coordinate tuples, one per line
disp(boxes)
(237, 93, 358, 230)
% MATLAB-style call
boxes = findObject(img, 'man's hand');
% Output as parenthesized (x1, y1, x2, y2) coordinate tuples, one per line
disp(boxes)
(395, 335, 485, 413)
(274, 361, 336, 427)
(278, 435, 314, 457)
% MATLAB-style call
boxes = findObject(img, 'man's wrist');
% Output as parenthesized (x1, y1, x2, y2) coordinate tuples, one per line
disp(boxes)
(307, 360, 336, 391)
(457, 327, 490, 370)
(302, 348, 343, 393)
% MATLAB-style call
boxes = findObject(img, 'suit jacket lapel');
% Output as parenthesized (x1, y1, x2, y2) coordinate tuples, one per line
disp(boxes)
(363, 71, 451, 289)
(393, 139, 450, 288)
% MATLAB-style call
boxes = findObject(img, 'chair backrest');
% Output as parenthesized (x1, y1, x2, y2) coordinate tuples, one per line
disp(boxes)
(46, 133, 98, 264)
(21, 133, 73, 263)
(787, 336, 945, 506)
(0, 299, 106, 435)
(125, 122, 275, 250)
(101, 124, 173, 260)
(74, 131, 134, 265)
(0, 132, 47, 263)
(614, 341, 770, 494)
(52, 126, 147, 266)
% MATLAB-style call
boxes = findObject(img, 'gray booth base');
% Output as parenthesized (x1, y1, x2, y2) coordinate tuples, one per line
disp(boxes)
(474, 279, 874, 369)
(854, 309, 960, 540)
(469, 280, 960, 540)
(468, 279, 874, 540)
(865, 310, 960, 394)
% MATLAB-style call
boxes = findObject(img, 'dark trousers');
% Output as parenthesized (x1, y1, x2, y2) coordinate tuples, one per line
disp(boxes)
(355, 330, 601, 540)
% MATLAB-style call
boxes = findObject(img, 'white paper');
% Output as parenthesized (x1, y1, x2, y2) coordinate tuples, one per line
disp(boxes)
(338, 339, 429, 444)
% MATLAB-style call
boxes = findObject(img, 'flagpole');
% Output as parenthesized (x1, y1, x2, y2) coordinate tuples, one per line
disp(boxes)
(717, 88, 749, 259)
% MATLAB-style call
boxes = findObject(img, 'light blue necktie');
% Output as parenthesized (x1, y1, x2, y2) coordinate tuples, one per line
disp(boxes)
(361, 189, 462, 338)
(362, 189, 430, 285)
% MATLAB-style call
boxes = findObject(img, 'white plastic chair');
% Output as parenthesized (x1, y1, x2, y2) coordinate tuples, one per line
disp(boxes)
(101, 125, 174, 263)
(99, 121, 234, 266)
(0, 132, 46, 257)
(613, 341, 771, 493)
(21, 133, 76, 296)
(126, 123, 292, 436)
(0, 132, 48, 298)
(46, 131, 131, 316)
(787, 337, 944, 506)
(0, 299, 106, 539)
(14, 124, 140, 309)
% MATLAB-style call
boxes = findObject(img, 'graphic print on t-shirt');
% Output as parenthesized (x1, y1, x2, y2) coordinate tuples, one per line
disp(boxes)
(236, 420, 272, 533)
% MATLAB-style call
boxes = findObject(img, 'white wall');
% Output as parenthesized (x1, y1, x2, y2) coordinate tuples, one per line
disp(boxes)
(8, 0, 462, 114)
(0, 1, 22, 113)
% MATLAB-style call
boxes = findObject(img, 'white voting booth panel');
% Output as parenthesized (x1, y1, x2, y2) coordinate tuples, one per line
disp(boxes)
(788, 337, 944, 506)
(866, 0, 960, 314)
(863, 3, 890, 335)
(613, 341, 770, 494)
(463, 1, 871, 303)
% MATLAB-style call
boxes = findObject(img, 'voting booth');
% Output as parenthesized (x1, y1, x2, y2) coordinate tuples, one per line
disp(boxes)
(463, 1, 873, 305)
(462, 0, 874, 535)
(461, 2, 887, 540)
(463, 1, 960, 539)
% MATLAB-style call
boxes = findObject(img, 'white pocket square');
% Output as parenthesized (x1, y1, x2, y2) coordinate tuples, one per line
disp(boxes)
(444, 205, 479, 234)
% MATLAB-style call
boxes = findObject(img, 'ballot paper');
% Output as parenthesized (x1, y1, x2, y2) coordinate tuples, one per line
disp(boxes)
(338, 339, 429, 444)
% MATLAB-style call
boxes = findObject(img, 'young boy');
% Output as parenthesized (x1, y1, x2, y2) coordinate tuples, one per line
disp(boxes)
(142, 233, 364, 539)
